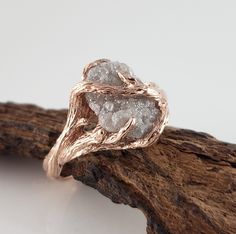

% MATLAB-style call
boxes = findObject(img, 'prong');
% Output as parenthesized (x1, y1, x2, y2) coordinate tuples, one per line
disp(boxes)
(117, 72, 137, 87)
(82, 59, 110, 80)
(105, 117, 136, 144)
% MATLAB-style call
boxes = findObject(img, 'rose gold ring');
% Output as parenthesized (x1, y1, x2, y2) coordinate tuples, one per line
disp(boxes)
(43, 59, 169, 179)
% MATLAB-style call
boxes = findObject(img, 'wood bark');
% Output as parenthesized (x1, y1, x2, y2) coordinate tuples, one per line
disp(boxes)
(0, 102, 235, 234)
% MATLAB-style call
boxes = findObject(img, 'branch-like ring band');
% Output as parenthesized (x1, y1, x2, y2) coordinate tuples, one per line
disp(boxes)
(43, 59, 169, 178)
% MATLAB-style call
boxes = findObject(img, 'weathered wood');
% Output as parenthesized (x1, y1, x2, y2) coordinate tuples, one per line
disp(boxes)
(0, 102, 236, 234)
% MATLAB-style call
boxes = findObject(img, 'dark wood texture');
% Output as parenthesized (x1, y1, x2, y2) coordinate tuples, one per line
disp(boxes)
(0, 102, 236, 234)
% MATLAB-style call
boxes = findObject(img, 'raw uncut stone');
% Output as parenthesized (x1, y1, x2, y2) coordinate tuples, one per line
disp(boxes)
(85, 61, 159, 139)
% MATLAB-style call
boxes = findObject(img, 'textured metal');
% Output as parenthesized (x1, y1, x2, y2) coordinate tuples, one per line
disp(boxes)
(43, 59, 169, 178)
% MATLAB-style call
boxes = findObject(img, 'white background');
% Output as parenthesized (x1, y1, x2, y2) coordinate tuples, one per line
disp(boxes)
(0, 0, 235, 234)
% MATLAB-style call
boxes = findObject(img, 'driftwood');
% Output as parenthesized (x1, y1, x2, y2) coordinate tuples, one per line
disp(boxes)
(0, 102, 235, 234)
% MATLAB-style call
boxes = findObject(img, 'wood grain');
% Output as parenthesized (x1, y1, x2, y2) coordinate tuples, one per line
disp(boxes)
(0, 102, 236, 234)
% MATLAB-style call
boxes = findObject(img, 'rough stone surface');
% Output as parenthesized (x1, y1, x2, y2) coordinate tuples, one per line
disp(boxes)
(85, 61, 159, 139)
(86, 61, 133, 86)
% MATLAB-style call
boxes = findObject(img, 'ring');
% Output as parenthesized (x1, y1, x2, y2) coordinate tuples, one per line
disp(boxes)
(43, 59, 169, 178)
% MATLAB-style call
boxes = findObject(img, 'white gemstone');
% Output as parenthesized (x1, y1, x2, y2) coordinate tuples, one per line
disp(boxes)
(85, 61, 159, 139)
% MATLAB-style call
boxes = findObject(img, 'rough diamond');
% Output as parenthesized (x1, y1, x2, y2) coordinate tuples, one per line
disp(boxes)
(85, 61, 159, 139)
